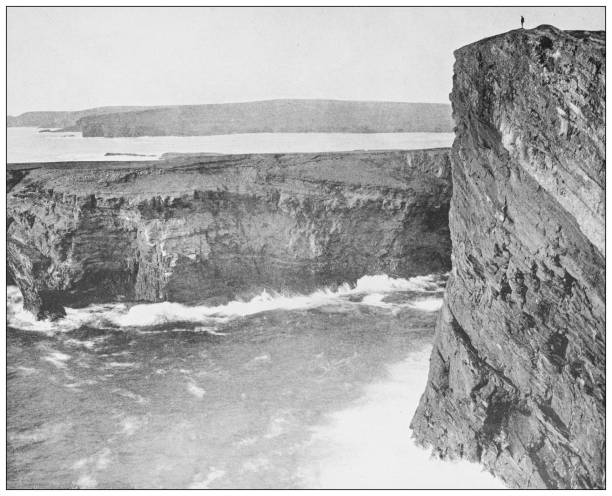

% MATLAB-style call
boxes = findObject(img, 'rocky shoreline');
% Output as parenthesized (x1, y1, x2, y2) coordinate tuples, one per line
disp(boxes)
(5, 23, 605, 490)
(7, 148, 452, 319)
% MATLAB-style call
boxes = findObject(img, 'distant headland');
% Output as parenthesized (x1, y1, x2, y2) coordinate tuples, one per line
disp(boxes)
(7, 99, 453, 137)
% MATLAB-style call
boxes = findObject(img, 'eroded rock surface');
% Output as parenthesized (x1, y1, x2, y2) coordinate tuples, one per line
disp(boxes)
(8, 149, 452, 319)
(411, 26, 605, 488)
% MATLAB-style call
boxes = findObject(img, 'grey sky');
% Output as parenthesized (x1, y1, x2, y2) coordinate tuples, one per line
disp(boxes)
(7, 6, 605, 115)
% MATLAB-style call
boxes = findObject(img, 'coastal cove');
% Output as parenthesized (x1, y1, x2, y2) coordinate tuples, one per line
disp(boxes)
(7, 132, 499, 488)
(6, 9, 606, 489)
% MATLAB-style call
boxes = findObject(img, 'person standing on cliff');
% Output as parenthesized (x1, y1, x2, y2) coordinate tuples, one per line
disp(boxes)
(521, 16, 525, 28)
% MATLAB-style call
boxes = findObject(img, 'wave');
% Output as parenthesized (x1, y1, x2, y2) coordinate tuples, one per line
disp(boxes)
(7, 273, 446, 333)
(42, 351, 72, 369)
(298, 347, 504, 488)
(406, 297, 444, 312)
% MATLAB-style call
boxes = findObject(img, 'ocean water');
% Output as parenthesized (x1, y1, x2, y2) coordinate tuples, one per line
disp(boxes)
(7, 127, 454, 163)
(7, 275, 503, 489)
(7, 128, 501, 488)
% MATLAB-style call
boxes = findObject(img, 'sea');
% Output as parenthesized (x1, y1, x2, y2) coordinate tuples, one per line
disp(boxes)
(7, 127, 454, 163)
(6, 128, 503, 489)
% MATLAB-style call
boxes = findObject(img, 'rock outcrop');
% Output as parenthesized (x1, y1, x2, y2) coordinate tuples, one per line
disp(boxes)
(411, 26, 605, 488)
(8, 148, 452, 319)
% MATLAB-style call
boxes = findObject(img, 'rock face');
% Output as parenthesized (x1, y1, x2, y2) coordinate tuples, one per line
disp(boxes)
(8, 148, 452, 319)
(411, 26, 605, 488)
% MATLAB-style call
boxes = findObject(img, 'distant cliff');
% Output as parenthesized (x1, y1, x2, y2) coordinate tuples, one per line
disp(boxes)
(7, 148, 452, 319)
(411, 26, 605, 488)
(8, 99, 453, 136)
(76, 100, 453, 137)
(6, 106, 153, 129)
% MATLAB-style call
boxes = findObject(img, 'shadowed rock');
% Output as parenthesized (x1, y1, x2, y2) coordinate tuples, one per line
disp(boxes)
(7, 148, 452, 319)
(411, 26, 605, 489)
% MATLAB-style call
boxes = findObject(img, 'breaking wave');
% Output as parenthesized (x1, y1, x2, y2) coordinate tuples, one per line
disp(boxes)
(299, 348, 504, 488)
(7, 273, 446, 334)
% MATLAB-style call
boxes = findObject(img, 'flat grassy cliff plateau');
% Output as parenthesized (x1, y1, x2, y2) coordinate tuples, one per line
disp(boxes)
(7, 99, 453, 136)
(7, 149, 452, 320)
(411, 26, 605, 488)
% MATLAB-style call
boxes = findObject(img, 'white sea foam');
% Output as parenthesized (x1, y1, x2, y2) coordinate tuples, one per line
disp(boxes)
(8, 422, 71, 447)
(253, 354, 271, 362)
(242, 455, 271, 473)
(110, 273, 444, 327)
(64, 378, 98, 390)
(112, 388, 148, 404)
(298, 347, 505, 489)
(351, 274, 442, 293)
(200, 328, 228, 336)
(188, 467, 226, 489)
(264, 411, 294, 439)
(75, 474, 98, 489)
(64, 383, 82, 390)
(186, 382, 206, 399)
(120, 416, 148, 436)
(407, 297, 444, 312)
(15, 366, 38, 375)
(105, 361, 138, 369)
(360, 293, 390, 307)
(7, 273, 446, 332)
(95, 448, 112, 470)
(42, 351, 72, 369)
(72, 448, 112, 489)
(8, 285, 129, 334)
(64, 337, 108, 350)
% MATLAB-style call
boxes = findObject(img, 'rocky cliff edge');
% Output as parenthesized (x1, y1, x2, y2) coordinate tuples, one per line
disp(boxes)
(411, 26, 605, 488)
(8, 149, 452, 319)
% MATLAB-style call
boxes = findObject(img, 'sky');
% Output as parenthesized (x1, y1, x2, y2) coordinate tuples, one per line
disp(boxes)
(7, 6, 605, 115)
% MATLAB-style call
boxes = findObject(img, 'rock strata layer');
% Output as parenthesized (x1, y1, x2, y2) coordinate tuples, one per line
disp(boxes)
(411, 26, 605, 488)
(8, 149, 452, 319)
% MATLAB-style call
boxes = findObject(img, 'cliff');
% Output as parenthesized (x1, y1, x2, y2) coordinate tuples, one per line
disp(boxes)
(6, 106, 153, 129)
(8, 100, 453, 135)
(411, 26, 605, 488)
(7, 148, 452, 320)
(76, 100, 453, 137)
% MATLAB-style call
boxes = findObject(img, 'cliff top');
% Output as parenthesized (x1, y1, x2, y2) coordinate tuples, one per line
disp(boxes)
(455, 24, 604, 56)
(8, 148, 451, 198)
(451, 22, 604, 254)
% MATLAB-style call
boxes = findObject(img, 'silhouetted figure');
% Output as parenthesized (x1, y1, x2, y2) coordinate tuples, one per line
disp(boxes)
(521, 16, 525, 29)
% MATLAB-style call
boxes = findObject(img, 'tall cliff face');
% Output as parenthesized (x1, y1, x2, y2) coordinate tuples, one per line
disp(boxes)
(411, 26, 605, 488)
(8, 149, 452, 319)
